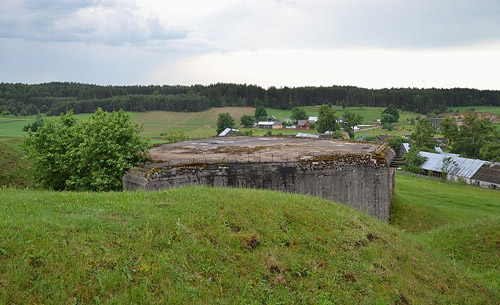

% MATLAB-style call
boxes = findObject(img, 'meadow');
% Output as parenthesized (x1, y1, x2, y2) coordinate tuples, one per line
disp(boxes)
(0, 172, 499, 304)
(0, 106, 422, 141)
(449, 106, 500, 116)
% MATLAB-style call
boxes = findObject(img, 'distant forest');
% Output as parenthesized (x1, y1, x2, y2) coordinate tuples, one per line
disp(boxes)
(1, 82, 499, 116)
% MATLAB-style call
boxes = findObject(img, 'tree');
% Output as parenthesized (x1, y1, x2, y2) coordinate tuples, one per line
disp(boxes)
(441, 157, 458, 179)
(342, 111, 362, 139)
(291, 107, 307, 121)
(440, 117, 459, 146)
(402, 146, 427, 174)
(254, 106, 267, 121)
(381, 105, 399, 125)
(451, 112, 495, 158)
(240, 115, 254, 128)
(316, 105, 338, 133)
(216, 113, 235, 134)
(411, 119, 437, 150)
(23, 108, 150, 191)
(480, 142, 500, 162)
(387, 136, 405, 151)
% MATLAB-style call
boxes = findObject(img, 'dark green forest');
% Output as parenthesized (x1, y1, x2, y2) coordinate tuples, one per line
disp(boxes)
(1, 82, 499, 116)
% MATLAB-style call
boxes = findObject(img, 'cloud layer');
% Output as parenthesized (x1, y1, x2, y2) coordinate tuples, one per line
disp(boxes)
(1, 0, 500, 88)
(0, 0, 187, 46)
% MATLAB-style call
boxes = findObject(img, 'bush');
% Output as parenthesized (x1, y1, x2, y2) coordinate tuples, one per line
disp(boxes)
(402, 147, 427, 174)
(161, 131, 189, 143)
(23, 109, 150, 191)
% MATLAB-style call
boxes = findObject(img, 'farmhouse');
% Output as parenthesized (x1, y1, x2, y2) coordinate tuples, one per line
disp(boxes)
(272, 121, 282, 129)
(308, 116, 318, 123)
(418, 151, 500, 189)
(429, 118, 444, 130)
(296, 120, 310, 129)
(257, 121, 274, 129)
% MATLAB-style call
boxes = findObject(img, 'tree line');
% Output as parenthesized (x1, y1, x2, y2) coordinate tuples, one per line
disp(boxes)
(1, 82, 499, 116)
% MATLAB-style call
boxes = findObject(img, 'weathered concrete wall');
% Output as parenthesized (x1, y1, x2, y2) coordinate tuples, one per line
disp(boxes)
(124, 148, 396, 221)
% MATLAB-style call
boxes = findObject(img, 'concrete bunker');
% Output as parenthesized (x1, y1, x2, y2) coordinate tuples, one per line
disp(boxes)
(123, 137, 396, 221)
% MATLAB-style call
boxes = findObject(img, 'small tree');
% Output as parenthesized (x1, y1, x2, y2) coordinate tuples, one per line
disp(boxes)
(381, 105, 400, 123)
(342, 111, 363, 139)
(387, 136, 405, 151)
(441, 157, 458, 179)
(216, 113, 235, 134)
(23, 109, 150, 191)
(240, 115, 254, 128)
(291, 107, 307, 121)
(402, 147, 428, 174)
(411, 119, 437, 150)
(254, 106, 267, 121)
(316, 105, 338, 133)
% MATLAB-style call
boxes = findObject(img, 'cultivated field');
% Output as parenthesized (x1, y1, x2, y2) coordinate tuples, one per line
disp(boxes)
(0, 173, 499, 303)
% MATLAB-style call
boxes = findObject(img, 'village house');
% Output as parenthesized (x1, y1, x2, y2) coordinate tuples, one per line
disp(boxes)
(308, 116, 318, 123)
(272, 121, 282, 130)
(417, 151, 500, 189)
(429, 118, 444, 130)
(296, 120, 310, 130)
(257, 121, 274, 129)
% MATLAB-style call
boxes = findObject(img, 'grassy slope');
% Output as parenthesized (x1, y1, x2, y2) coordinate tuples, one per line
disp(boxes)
(0, 184, 498, 304)
(449, 106, 500, 115)
(0, 138, 31, 187)
(130, 107, 254, 139)
(267, 106, 419, 125)
(391, 172, 500, 292)
(0, 106, 420, 141)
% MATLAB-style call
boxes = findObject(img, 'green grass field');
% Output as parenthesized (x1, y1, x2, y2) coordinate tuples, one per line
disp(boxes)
(1, 175, 499, 304)
(0, 106, 421, 141)
(267, 106, 419, 125)
(449, 106, 500, 115)
(391, 172, 500, 292)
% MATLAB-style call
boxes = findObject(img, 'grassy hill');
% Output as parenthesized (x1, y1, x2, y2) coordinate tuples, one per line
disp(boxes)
(391, 173, 500, 293)
(1, 177, 499, 304)
(0, 138, 31, 187)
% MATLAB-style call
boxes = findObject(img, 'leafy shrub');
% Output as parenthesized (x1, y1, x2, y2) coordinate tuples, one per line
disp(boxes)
(161, 131, 189, 143)
(402, 147, 427, 174)
(23, 109, 150, 191)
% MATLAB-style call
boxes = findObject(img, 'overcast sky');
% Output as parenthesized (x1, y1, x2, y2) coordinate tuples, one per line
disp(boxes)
(1, 0, 500, 89)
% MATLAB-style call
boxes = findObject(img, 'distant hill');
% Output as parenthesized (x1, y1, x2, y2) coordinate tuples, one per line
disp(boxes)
(1, 182, 498, 303)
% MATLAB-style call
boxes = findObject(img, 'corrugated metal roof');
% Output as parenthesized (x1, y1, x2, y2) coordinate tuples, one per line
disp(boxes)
(418, 151, 485, 178)
(296, 133, 319, 138)
(402, 143, 410, 152)
(218, 128, 239, 137)
(258, 121, 275, 125)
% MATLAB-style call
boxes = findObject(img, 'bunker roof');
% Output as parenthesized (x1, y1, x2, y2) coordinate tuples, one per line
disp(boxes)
(148, 137, 389, 166)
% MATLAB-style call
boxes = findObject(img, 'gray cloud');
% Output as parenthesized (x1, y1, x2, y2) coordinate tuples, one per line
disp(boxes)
(0, 0, 188, 46)
(199, 0, 500, 50)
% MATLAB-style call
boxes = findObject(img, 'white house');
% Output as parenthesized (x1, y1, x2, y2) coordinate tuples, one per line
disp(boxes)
(308, 116, 318, 123)
(257, 121, 275, 129)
